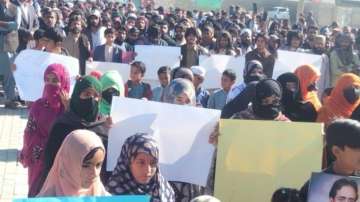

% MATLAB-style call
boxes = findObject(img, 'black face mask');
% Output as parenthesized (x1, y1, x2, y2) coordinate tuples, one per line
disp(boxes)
(253, 102, 281, 119)
(343, 86, 360, 104)
(313, 48, 325, 55)
(307, 83, 317, 92)
(73, 97, 99, 122)
(244, 74, 266, 84)
(102, 88, 120, 105)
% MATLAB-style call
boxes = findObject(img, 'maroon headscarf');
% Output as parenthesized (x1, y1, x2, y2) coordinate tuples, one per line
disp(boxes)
(20, 63, 70, 197)
(42, 63, 70, 114)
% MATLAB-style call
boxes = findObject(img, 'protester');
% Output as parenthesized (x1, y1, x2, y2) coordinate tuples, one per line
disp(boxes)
(285, 30, 305, 52)
(125, 61, 153, 100)
(171, 67, 194, 82)
(32, 29, 47, 50)
(329, 33, 360, 86)
(162, 78, 196, 105)
(294, 64, 322, 113)
(232, 79, 290, 121)
(161, 78, 204, 201)
(152, 66, 171, 102)
(277, 73, 317, 122)
(40, 75, 112, 196)
(62, 15, 91, 75)
(180, 27, 208, 68)
(15, 0, 39, 52)
(44, 27, 68, 55)
(106, 133, 175, 201)
(200, 25, 216, 50)
(208, 69, 236, 110)
(20, 63, 70, 197)
(84, 9, 106, 50)
(226, 60, 265, 103)
(99, 71, 124, 116)
(93, 28, 123, 63)
(239, 28, 253, 55)
(38, 130, 109, 196)
(245, 33, 275, 78)
(300, 119, 360, 201)
(211, 30, 236, 55)
(0, 0, 21, 109)
(191, 65, 209, 108)
(317, 73, 360, 126)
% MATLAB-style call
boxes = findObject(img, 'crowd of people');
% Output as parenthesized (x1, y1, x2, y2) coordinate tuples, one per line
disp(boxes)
(2, 0, 360, 201)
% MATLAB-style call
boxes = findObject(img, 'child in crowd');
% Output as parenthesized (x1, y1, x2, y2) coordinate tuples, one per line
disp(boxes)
(125, 61, 153, 100)
(38, 130, 109, 196)
(33, 29, 47, 50)
(208, 69, 236, 110)
(152, 66, 171, 102)
(299, 119, 360, 201)
(180, 27, 209, 68)
(191, 65, 210, 108)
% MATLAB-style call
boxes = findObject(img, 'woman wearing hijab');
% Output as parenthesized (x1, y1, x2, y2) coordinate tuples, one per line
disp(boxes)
(161, 78, 206, 201)
(38, 75, 111, 195)
(38, 130, 109, 196)
(20, 63, 70, 197)
(277, 73, 318, 122)
(106, 133, 175, 202)
(99, 71, 125, 116)
(232, 79, 290, 121)
(294, 64, 322, 113)
(162, 78, 196, 105)
(226, 60, 266, 103)
(317, 73, 360, 126)
(221, 60, 266, 119)
(329, 33, 360, 86)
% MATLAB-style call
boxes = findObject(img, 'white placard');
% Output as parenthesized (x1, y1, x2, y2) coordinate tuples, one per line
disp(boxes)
(14, 49, 79, 101)
(107, 97, 220, 186)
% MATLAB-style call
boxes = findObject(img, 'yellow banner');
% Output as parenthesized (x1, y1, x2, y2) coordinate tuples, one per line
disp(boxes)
(215, 120, 323, 202)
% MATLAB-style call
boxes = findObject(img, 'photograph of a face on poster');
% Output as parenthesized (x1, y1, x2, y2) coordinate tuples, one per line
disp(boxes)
(308, 172, 360, 202)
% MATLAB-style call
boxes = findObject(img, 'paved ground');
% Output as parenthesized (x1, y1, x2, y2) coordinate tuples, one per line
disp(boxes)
(0, 100, 29, 201)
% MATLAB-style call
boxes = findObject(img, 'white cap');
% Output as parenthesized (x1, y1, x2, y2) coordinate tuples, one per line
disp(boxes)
(191, 66, 206, 78)
(90, 9, 101, 18)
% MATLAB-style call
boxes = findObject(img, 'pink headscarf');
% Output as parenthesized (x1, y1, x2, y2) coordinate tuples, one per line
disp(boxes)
(42, 63, 70, 113)
(38, 130, 109, 196)
(20, 63, 71, 196)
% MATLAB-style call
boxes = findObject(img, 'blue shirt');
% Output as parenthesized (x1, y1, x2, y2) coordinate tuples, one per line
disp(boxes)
(152, 86, 164, 102)
(196, 87, 210, 108)
(207, 89, 228, 110)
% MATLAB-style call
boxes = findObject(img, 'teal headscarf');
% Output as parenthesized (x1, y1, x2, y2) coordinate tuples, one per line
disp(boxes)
(99, 71, 124, 115)
(70, 76, 102, 122)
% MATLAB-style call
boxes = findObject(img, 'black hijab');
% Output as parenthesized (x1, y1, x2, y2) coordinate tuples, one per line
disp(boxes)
(277, 73, 317, 122)
(252, 79, 282, 120)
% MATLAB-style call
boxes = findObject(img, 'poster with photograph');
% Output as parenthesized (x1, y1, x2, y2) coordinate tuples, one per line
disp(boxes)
(308, 172, 360, 202)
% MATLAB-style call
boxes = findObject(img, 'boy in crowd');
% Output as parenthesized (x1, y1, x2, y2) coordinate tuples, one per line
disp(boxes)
(125, 61, 152, 100)
(152, 66, 171, 102)
(300, 119, 360, 201)
(208, 69, 236, 110)
(191, 65, 209, 108)
(180, 27, 209, 68)
(93, 28, 123, 63)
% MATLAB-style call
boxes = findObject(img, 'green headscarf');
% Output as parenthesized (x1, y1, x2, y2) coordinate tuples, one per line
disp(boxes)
(70, 75, 102, 122)
(99, 71, 124, 115)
